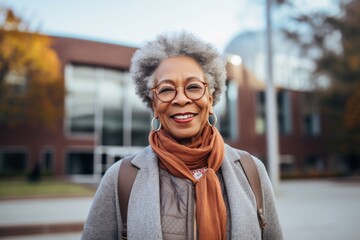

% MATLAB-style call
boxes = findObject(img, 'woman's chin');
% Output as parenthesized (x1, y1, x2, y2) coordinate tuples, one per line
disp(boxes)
(170, 131, 203, 145)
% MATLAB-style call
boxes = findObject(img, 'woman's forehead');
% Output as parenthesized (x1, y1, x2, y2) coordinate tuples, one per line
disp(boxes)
(154, 56, 205, 84)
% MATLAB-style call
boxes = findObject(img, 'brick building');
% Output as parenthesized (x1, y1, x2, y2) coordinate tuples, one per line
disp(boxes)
(0, 36, 336, 181)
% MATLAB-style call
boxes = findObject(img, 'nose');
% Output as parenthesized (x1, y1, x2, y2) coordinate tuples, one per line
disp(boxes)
(172, 86, 191, 106)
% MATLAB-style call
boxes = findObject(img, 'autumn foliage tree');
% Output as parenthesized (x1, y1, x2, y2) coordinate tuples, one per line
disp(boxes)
(0, 8, 63, 130)
(281, 0, 360, 170)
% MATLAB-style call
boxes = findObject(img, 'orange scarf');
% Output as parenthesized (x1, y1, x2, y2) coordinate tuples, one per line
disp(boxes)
(149, 124, 226, 240)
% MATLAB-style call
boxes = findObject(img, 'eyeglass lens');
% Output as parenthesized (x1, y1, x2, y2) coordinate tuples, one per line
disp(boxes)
(155, 81, 206, 102)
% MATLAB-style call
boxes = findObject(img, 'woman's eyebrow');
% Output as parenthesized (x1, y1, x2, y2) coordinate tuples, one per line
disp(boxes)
(186, 76, 203, 82)
(157, 79, 175, 84)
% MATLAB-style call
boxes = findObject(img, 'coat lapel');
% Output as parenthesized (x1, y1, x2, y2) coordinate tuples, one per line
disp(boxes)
(127, 146, 163, 239)
(221, 144, 261, 240)
(125, 144, 261, 239)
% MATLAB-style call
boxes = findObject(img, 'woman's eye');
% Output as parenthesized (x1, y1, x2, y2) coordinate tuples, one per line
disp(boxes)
(186, 83, 203, 91)
(158, 87, 175, 94)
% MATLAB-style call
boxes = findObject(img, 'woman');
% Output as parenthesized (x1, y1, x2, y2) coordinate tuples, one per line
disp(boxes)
(82, 31, 283, 240)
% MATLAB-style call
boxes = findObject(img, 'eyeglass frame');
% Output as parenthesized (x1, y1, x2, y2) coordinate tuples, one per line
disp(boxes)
(151, 80, 209, 103)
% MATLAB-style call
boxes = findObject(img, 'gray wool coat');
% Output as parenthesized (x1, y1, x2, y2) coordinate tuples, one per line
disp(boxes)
(82, 144, 283, 240)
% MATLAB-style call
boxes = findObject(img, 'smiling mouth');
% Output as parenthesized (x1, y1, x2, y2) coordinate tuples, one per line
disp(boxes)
(172, 114, 194, 120)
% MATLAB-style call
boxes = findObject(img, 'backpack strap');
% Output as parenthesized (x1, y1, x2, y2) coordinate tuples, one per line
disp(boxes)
(118, 157, 138, 239)
(238, 151, 266, 238)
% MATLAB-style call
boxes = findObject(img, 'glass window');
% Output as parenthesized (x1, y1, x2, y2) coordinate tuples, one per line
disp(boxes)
(66, 65, 97, 135)
(131, 110, 151, 146)
(102, 108, 124, 146)
(125, 75, 151, 146)
(304, 156, 324, 174)
(69, 100, 96, 133)
(277, 91, 292, 135)
(0, 149, 27, 176)
(100, 68, 125, 146)
(65, 64, 151, 147)
(99, 68, 124, 107)
(255, 91, 266, 134)
(280, 155, 296, 175)
(255, 90, 292, 135)
(41, 147, 54, 173)
(215, 81, 238, 140)
(301, 92, 320, 136)
(66, 151, 94, 175)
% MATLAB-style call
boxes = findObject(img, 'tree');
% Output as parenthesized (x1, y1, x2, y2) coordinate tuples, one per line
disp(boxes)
(281, 0, 360, 171)
(0, 8, 63, 130)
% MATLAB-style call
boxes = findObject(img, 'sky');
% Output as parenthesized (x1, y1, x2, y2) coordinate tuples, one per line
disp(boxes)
(0, 0, 270, 52)
(0, 0, 339, 52)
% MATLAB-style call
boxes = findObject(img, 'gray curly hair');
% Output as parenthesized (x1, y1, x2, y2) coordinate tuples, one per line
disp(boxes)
(130, 31, 227, 109)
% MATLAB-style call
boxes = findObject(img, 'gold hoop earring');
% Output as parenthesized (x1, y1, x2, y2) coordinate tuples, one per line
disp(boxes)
(207, 113, 218, 126)
(151, 117, 162, 131)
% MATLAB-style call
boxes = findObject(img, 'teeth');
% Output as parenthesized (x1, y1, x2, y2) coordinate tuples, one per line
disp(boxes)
(173, 114, 194, 120)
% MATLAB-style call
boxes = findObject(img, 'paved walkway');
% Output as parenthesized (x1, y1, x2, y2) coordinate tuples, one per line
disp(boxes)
(277, 179, 360, 240)
(0, 179, 359, 240)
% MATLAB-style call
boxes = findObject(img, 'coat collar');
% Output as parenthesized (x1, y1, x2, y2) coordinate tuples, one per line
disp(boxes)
(127, 144, 260, 239)
(221, 144, 261, 239)
(127, 146, 163, 239)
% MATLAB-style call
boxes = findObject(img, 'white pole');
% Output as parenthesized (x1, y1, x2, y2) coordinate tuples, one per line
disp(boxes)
(265, 0, 280, 192)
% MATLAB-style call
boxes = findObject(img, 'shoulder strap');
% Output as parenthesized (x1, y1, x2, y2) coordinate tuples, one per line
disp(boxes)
(118, 157, 138, 239)
(238, 151, 266, 237)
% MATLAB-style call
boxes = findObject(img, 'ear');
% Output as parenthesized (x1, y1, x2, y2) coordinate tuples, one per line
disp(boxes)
(209, 106, 214, 115)
(152, 101, 158, 118)
(208, 94, 214, 114)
